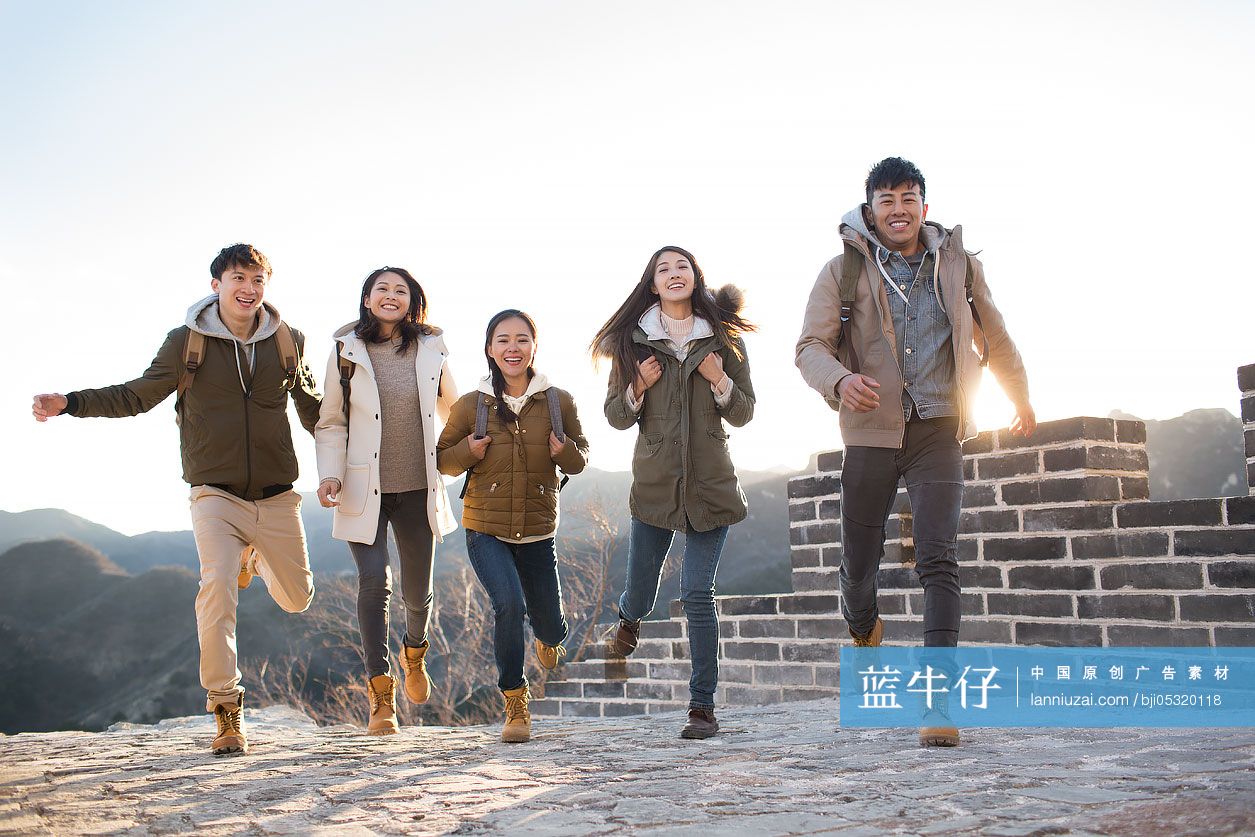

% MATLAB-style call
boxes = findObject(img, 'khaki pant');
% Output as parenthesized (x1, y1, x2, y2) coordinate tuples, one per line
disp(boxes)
(189, 485, 315, 711)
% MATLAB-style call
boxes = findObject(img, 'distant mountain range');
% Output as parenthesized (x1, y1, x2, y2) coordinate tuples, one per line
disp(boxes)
(1108, 408, 1247, 500)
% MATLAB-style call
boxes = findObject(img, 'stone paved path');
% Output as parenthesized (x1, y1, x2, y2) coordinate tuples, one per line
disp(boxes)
(2, 701, 1253, 835)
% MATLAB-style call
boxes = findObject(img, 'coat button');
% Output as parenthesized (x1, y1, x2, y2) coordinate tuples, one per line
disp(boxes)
(516, 532, 521, 538)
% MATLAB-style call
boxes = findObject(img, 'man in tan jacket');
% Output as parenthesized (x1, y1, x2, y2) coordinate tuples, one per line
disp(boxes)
(796, 157, 1035, 746)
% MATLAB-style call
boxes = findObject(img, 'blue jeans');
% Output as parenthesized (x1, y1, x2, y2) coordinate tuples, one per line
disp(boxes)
(618, 517, 729, 709)
(465, 529, 569, 691)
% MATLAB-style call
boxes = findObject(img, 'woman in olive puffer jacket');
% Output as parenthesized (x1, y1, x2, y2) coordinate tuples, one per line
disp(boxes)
(437, 309, 589, 744)
(591, 245, 756, 741)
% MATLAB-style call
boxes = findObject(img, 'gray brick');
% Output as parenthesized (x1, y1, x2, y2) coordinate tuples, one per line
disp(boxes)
(632, 640, 673, 659)
(560, 701, 603, 717)
(958, 538, 979, 562)
(977, 451, 1041, 479)
(1105, 624, 1211, 646)
(1216, 626, 1255, 645)
(781, 642, 836, 663)
(1239, 363, 1255, 393)
(988, 593, 1073, 617)
(960, 509, 1019, 535)
(1002, 476, 1121, 505)
(1023, 505, 1115, 532)
(797, 618, 844, 639)
(818, 499, 842, 520)
(1008, 565, 1095, 590)
(1100, 563, 1203, 590)
(962, 564, 1005, 588)
(1071, 531, 1170, 560)
(737, 618, 798, 639)
(1116, 419, 1147, 444)
(816, 450, 844, 471)
(998, 416, 1115, 449)
(670, 641, 690, 660)
(964, 458, 976, 480)
(1178, 594, 1255, 622)
(723, 686, 784, 705)
(962, 432, 995, 455)
(1077, 594, 1175, 621)
(1121, 477, 1151, 500)
(788, 474, 840, 499)
(602, 702, 649, 717)
(530, 699, 561, 715)
(790, 547, 821, 570)
(788, 502, 817, 522)
(753, 664, 816, 686)
(877, 593, 909, 615)
(721, 641, 782, 661)
(1116, 500, 1223, 528)
(720, 595, 781, 616)
(721, 663, 754, 684)
(1016, 621, 1103, 646)
(908, 591, 983, 615)
(639, 619, 684, 639)
(963, 484, 998, 508)
(1042, 445, 1148, 474)
(719, 621, 737, 639)
(1244, 394, 1255, 423)
(541, 681, 583, 698)
(648, 662, 692, 681)
(821, 546, 844, 567)
(814, 665, 840, 687)
(960, 619, 1014, 643)
(780, 594, 841, 614)
(1246, 429, 1255, 459)
(878, 566, 917, 589)
(881, 618, 925, 642)
(1175, 530, 1255, 557)
(782, 687, 839, 701)
(798, 522, 840, 546)
(792, 569, 837, 593)
(583, 681, 627, 699)
(983, 537, 1067, 562)
(625, 682, 674, 701)
(1207, 561, 1255, 588)
(1226, 495, 1255, 525)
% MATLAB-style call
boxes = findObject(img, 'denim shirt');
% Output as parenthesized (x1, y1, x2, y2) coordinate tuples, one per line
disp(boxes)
(877, 247, 958, 421)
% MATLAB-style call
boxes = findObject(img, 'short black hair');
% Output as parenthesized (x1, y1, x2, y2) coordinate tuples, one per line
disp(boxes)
(210, 243, 272, 280)
(865, 157, 926, 205)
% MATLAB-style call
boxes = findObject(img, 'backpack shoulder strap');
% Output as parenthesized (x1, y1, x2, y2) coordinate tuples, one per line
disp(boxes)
(335, 339, 354, 420)
(178, 328, 206, 399)
(474, 394, 490, 440)
(546, 389, 565, 443)
(837, 241, 863, 375)
(963, 255, 990, 368)
(273, 322, 300, 387)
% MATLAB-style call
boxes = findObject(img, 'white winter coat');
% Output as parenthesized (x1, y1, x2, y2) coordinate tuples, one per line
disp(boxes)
(315, 323, 459, 544)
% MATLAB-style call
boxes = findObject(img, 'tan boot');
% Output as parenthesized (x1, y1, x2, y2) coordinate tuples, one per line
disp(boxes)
(401, 642, 432, 704)
(919, 691, 960, 747)
(534, 639, 566, 671)
(850, 617, 884, 647)
(212, 698, 247, 756)
(501, 684, 531, 743)
(238, 546, 257, 590)
(367, 674, 400, 736)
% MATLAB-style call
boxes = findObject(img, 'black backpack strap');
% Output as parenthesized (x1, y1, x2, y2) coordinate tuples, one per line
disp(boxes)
(964, 255, 990, 368)
(837, 241, 862, 375)
(473, 395, 489, 440)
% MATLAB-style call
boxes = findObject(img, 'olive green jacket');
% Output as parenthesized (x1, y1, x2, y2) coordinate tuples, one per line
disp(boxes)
(66, 297, 322, 499)
(604, 330, 755, 533)
(436, 375, 589, 541)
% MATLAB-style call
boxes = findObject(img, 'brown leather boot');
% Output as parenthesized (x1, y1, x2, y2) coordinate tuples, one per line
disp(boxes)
(680, 707, 720, 740)
(501, 684, 531, 743)
(612, 616, 642, 657)
(849, 617, 884, 647)
(237, 546, 258, 590)
(367, 674, 400, 736)
(919, 691, 960, 747)
(401, 642, 432, 704)
(534, 639, 566, 671)
(212, 698, 247, 755)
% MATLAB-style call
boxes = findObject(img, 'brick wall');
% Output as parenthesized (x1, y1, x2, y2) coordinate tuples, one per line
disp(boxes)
(1242, 363, 1255, 496)
(533, 367, 1255, 718)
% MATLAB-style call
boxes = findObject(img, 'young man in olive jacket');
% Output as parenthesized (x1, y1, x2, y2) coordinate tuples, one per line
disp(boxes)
(31, 243, 322, 756)
(796, 158, 1036, 747)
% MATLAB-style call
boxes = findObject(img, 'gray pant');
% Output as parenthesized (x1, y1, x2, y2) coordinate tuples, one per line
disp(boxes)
(840, 416, 963, 647)
(348, 490, 435, 678)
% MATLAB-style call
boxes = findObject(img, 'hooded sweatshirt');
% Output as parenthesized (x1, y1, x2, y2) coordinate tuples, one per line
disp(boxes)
(838, 209, 958, 419)
(67, 296, 322, 499)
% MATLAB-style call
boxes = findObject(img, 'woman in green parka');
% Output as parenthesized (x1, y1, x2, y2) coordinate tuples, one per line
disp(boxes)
(590, 245, 756, 740)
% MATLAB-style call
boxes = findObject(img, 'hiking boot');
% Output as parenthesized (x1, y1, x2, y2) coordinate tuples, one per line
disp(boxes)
(849, 617, 884, 647)
(611, 615, 642, 657)
(919, 692, 960, 747)
(367, 674, 400, 736)
(680, 708, 720, 740)
(401, 641, 432, 705)
(212, 698, 247, 756)
(535, 639, 566, 671)
(501, 684, 531, 743)
(238, 546, 258, 590)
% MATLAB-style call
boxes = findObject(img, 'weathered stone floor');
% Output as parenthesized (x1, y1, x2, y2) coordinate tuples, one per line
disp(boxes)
(2, 701, 1252, 836)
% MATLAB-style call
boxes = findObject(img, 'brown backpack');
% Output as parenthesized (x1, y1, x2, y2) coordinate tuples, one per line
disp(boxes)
(178, 323, 300, 398)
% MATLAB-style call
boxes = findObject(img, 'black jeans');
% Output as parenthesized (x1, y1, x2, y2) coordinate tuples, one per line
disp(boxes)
(348, 491, 435, 678)
(840, 416, 963, 647)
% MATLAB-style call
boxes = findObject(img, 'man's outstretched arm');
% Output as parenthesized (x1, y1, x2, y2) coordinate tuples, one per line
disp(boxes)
(32, 327, 183, 421)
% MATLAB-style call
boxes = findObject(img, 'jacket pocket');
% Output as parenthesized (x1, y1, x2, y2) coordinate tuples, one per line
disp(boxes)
(339, 464, 370, 517)
(637, 432, 664, 457)
(707, 427, 729, 445)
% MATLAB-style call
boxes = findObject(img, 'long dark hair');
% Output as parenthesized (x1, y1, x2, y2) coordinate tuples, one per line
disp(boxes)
(589, 245, 756, 392)
(354, 266, 432, 353)
(484, 309, 538, 424)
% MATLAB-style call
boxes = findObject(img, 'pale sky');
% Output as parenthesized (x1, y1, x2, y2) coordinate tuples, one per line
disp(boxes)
(3, 1, 1252, 535)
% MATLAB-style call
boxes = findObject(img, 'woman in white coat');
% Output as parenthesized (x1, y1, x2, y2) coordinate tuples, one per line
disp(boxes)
(314, 267, 458, 735)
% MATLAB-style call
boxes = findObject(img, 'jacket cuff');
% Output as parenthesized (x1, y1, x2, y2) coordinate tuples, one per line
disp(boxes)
(712, 375, 733, 408)
(64, 392, 81, 417)
(624, 384, 644, 413)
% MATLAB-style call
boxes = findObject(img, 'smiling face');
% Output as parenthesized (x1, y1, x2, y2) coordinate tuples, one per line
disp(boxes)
(488, 316, 536, 380)
(211, 262, 269, 325)
(868, 182, 928, 256)
(364, 271, 412, 330)
(650, 250, 696, 304)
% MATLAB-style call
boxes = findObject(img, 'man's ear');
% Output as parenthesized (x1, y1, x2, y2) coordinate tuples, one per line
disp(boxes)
(861, 203, 873, 227)
(921, 203, 929, 221)
(211, 277, 221, 294)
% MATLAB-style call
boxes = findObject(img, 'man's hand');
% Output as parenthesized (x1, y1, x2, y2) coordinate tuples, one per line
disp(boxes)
(632, 357, 663, 400)
(697, 351, 724, 386)
(317, 478, 341, 508)
(548, 431, 567, 459)
(837, 374, 881, 412)
(1010, 403, 1037, 437)
(468, 433, 492, 460)
(32, 393, 68, 422)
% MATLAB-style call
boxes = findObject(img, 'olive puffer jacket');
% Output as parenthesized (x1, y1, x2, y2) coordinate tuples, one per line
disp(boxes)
(436, 374, 589, 541)
(604, 300, 756, 533)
